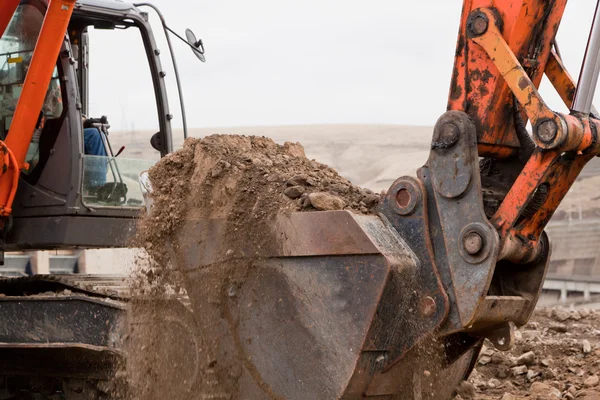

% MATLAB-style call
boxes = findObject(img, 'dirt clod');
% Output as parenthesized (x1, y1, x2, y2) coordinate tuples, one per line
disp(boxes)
(283, 185, 305, 199)
(586, 376, 600, 388)
(308, 191, 346, 210)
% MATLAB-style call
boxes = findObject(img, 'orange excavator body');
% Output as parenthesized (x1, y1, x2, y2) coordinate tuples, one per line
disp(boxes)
(0, 0, 74, 217)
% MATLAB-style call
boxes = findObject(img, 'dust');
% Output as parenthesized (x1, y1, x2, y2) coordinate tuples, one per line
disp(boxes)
(126, 134, 381, 399)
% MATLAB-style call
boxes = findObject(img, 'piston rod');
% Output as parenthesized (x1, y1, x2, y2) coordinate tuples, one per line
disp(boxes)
(573, 0, 600, 114)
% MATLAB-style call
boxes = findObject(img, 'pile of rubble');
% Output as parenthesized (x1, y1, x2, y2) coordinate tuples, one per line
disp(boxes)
(456, 307, 600, 400)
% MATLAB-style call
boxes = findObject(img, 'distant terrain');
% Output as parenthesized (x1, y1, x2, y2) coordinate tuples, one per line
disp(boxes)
(114, 124, 600, 218)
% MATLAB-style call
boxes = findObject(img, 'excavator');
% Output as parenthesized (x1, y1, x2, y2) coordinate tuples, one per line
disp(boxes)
(0, 0, 597, 398)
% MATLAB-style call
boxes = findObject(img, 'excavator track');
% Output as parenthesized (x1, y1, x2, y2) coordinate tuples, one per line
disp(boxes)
(0, 274, 200, 400)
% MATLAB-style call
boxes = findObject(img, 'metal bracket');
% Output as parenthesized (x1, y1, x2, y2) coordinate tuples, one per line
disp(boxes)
(427, 111, 500, 330)
(376, 176, 449, 367)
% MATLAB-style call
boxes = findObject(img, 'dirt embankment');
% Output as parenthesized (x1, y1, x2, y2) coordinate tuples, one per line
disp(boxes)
(456, 308, 600, 400)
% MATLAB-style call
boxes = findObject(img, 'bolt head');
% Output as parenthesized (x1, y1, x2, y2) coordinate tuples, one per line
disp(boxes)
(463, 231, 483, 255)
(393, 181, 419, 216)
(439, 123, 459, 147)
(536, 120, 558, 143)
(396, 188, 411, 208)
(468, 13, 489, 36)
(420, 296, 437, 317)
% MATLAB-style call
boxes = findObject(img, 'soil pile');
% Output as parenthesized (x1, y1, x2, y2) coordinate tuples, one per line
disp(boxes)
(141, 134, 380, 237)
(457, 307, 600, 400)
(129, 134, 381, 399)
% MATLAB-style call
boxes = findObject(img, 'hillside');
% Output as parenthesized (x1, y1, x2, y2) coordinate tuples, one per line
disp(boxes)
(113, 124, 600, 217)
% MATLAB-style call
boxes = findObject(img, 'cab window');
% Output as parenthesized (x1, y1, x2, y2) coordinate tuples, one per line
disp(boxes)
(0, 3, 65, 174)
(80, 22, 160, 209)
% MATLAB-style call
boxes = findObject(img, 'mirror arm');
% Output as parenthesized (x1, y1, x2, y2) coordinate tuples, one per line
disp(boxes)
(133, 2, 193, 140)
(165, 26, 204, 55)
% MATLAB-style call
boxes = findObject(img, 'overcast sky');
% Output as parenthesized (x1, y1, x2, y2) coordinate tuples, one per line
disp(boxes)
(86, 0, 600, 131)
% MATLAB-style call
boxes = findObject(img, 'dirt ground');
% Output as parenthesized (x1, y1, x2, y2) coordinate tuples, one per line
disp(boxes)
(457, 307, 600, 400)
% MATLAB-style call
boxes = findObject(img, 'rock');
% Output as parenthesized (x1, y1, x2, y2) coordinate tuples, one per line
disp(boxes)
(328, 183, 349, 194)
(455, 381, 475, 400)
(266, 173, 281, 182)
(530, 382, 561, 399)
(580, 308, 592, 318)
(362, 193, 380, 208)
(512, 351, 536, 366)
(514, 330, 523, 341)
(289, 174, 315, 187)
(549, 323, 568, 333)
(501, 393, 516, 400)
(585, 376, 600, 388)
(525, 321, 540, 330)
(511, 365, 528, 376)
(584, 339, 593, 354)
(488, 378, 502, 388)
(497, 368, 508, 379)
(478, 356, 492, 365)
(491, 352, 505, 364)
(308, 192, 346, 211)
(568, 386, 578, 396)
(580, 390, 600, 400)
(542, 369, 556, 379)
(552, 308, 571, 322)
(283, 141, 306, 158)
(283, 185, 304, 199)
(541, 359, 551, 367)
(527, 369, 539, 380)
(570, 310, 582, 321)
(521, 330, 542, 341)
(251, 157, 273, 168)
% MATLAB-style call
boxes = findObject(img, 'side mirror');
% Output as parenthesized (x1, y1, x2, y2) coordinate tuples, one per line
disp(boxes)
(185, 29, 206, 62)
(150, 131, 163, 152)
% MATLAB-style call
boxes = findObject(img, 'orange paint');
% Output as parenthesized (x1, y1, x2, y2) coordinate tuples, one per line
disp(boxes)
(448, 0, 568, 153)
(0, 0, 20, 39)
(545, 50, 577, 109)
(491, 149, 560, 236)
(0, 0, 76, 217)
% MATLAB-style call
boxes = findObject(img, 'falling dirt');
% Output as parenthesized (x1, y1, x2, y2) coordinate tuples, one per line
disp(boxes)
(127, 134, 381, 399)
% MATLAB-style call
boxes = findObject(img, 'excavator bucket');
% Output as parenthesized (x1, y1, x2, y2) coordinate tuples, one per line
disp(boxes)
(172, 211, 478, 399)
(139, 122, 549, 399)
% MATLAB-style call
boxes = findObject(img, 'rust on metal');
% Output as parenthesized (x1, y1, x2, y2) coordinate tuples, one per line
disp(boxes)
(396, 188, 411, 208)
(448, 0, 568, 157)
